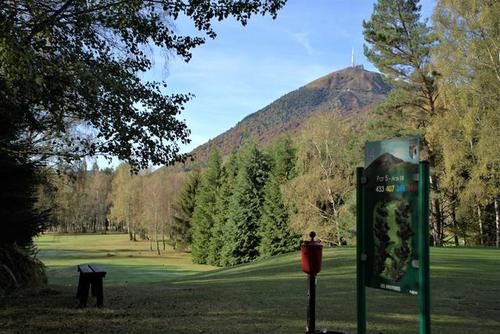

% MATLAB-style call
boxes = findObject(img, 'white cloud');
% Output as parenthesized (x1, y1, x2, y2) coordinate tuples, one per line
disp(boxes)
(292, 32, 315, 56)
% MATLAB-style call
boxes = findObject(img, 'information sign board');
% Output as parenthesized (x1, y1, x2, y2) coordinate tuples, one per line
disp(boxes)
(363, 137, 420, 295)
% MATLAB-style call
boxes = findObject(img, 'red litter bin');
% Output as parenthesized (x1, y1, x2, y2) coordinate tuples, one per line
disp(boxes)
(301, 231, 323, 276)
(301, 232, 344, 334)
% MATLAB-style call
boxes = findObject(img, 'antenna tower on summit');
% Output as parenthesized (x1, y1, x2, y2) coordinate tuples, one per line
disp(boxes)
(351, 47, 355, 68)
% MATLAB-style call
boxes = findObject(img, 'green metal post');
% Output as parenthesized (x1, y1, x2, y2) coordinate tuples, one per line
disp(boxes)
(418, 162, 431, 334)
(356, 167, 366, 334)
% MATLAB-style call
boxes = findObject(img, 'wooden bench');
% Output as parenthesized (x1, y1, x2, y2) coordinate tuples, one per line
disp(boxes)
(76, 264, 106, 307)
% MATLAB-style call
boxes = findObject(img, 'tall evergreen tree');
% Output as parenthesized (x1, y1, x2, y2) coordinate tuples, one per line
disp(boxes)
(363, 0, 446, 246)
(191, 149, 221, 264)
(0, 112, 48, 293)
(363, 0, 437, 116)
(171, 170, 200, 250)
(207, 152, 239, 266)
(221, 142, 269, 266)
(259, 173, 300, 257)
(0, 154, 47, 247)
(267, 137, 297, 182)
(259, 138, 299, 258)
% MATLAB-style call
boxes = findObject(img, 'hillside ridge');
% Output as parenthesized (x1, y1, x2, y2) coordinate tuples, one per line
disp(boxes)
(190, 67, 391, 162)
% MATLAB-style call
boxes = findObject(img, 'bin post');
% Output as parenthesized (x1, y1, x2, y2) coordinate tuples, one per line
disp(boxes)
(306, 274, 317, 334)
(301, 231, 322, 334)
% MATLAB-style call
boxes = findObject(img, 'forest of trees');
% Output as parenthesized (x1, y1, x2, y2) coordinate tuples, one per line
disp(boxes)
(36, 161, 187, 254)
(30, 1, 499, 269)
(1, 0, 498, 295)
(0, 0, 287, 293)
(362, 0, 499, 247)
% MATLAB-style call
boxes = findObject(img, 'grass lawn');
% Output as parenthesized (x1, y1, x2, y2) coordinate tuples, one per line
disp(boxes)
(34, 233, 215, 285)
(1, 234, 499, 334)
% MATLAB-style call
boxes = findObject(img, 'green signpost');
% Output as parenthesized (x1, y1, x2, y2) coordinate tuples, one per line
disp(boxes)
(356, 137, 430, 334)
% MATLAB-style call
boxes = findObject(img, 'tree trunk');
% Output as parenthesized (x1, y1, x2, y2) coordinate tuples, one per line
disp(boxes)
(495, 197, 499, 249)
(162, 228, 166, 251)
(334, 213, 341, 246)
(431, 197, 443, 246)
(328, 188, 342, 246)
(438, 210, 444, 245)
(156, 230, 161, 256)
(425, 137, 442, 247)
(127, 219, 133, 241)
(133, 220, 138, 241)
(477, 205, 483, 246)
(452, 204, 459, 247)
(80, 214, 86, 234)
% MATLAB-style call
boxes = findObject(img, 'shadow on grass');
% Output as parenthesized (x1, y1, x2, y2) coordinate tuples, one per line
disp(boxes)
(4, 273, 498, 334)
(431, 257, 500, 278)
(38, 248, 177, 258)
(2, 260, 500, 334)
(185, 249, 355, 284)
(12, 240, 500, 334)
(46, 263, 204, 286)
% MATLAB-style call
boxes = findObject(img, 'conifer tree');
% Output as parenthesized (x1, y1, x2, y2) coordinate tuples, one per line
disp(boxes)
(191, 149, 221, 264)
(207, 152, 239, 266)
(259, 138, 299, 257)
(268, 137, 297, 182)
(0, 115, 48, 293)
(171, 170, 200, 249)
(363, 0, 437, 152)
(221, 142, 269, 265)
(363, 0, 446, 245)
(259, 173, 300, 257)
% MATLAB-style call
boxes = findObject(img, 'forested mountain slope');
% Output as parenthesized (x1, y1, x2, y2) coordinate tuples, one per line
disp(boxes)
(190, 66, 391, 162)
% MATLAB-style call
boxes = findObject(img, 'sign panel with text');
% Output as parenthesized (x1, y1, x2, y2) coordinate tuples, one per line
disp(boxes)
(364, 137, 420, 295)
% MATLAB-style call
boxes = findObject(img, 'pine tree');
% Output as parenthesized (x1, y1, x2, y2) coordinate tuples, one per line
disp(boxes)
(0, 112, 48, 292)
(207, 152, 239, 266)
(0, 153, 47, 247)
(363, 0, 438, 140)
(259, 173, 300, 257)
(363, 0, 446, 246)
(171, 170, 200, 249)
(259, 138, 299, 258)
(268, 137, 297, 182)
(191, 149, 221, 264)
(221, 142, 269, 265)
(363, 0, 437, 103)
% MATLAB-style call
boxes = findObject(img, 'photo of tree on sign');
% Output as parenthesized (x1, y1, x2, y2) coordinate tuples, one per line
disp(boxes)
(373, 199, 413, 282)
(364, 138, 421, 295)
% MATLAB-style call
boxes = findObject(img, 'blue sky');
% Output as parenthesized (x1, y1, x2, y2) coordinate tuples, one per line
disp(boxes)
(144, 0, 436, 157)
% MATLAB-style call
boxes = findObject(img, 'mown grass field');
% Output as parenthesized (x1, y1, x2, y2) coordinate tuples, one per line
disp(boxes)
(1, 234, 499, 334)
